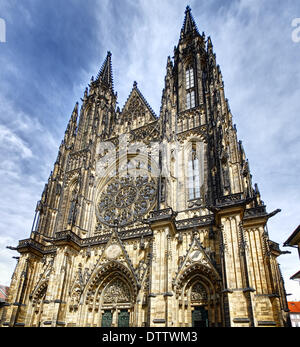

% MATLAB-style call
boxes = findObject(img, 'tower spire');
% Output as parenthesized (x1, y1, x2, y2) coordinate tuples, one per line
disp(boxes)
(181, 5, 199, 36)
(96, 51, 114, 91)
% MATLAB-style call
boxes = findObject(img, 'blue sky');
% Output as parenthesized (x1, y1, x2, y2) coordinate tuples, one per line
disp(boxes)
(0, 0, 299, 300)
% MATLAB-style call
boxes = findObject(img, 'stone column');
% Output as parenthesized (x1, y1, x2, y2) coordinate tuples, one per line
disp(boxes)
(146, 208, 177, 327)
(219, 210, 252, 327)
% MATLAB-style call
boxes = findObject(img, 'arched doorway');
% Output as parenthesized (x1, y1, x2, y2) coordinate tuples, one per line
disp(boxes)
(100, 277, 132, 327)
(175, 263, 222, 327)
(190, 282, 209, 327)
(80, 261, 138, 327)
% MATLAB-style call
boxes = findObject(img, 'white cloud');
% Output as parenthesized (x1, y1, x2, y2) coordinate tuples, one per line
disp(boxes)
(0, 235, 17, 286)
(0, 97, 60, 286)
(0, 124, 33, 159)
(93, 0, 185, 113)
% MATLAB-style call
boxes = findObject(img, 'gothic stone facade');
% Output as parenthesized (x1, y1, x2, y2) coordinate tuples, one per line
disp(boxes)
(2, 7, 289, 327)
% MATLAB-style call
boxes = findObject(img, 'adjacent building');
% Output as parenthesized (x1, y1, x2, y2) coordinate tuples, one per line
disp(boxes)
(288, 302, 300, 327)
(0, 285, 9, 325)
(284, 225, 300, 283)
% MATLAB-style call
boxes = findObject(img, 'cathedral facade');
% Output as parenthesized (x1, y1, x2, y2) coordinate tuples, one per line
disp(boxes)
(2, 7, 289, 327)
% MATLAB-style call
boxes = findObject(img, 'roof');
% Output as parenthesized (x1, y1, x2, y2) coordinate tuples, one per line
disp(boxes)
(284, 225, 300, 247)
(291, 270, 300, 281)
(95, 51, 114, 91)
(288, 302, 300, 313)
(0, 285, 9, 302)
(121, 81, 157, 120)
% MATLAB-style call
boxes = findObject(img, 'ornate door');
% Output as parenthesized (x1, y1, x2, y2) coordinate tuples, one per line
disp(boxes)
(118, 310, 130, 327)
(192, 306, 208, 327)
(101, 310, 112, 327)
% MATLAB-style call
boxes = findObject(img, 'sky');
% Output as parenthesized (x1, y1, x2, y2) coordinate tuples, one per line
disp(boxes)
(0, 0, 299, 301)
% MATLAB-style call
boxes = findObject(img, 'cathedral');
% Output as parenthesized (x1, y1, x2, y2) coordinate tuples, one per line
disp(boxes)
(1, 6, 290, 327)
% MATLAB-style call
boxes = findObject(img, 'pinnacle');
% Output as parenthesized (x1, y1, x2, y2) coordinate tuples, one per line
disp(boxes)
(207, 36, 213, 47)
(96, 51, 114, 90)
(181, 5, 199, 36)
(73, 102, 79, 113)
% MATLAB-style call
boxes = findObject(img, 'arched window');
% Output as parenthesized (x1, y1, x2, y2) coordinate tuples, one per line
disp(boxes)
(188, 143, 201, 200)
(186, 66, 196, 109)
(186, 66, 194, 89)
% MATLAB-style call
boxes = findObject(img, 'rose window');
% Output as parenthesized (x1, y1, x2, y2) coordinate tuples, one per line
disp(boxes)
(96, 172, 157, 227)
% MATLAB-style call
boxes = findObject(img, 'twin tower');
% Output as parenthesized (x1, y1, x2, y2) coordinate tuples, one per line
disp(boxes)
(2, 7, 289, 327)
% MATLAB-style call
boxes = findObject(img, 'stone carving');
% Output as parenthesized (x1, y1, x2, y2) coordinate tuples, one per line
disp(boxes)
(105, 244, 122, 260)
(103, 279, 131, 303)
(96, 172, 157, 227)
(191, 282, 208, 302)
(67, 149, 88, 172)
(189, 250, 202, 262)
(69, 263, 93, 309)
(130, 122, 160, 143)
(30, 256, 54, 303)
(127, 94, 144, 119)
(67, 189, 79, 226)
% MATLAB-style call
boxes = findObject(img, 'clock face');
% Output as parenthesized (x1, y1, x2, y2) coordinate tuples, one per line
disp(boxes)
(105, 244, 121, 260)
(96, 170, 157, 227)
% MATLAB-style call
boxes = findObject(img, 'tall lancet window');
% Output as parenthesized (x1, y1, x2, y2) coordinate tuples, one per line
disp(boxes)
(186, 66, 196, 110)
(188, 143, 201, 200)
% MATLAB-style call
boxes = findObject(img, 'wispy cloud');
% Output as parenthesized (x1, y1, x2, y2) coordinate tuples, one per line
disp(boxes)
(0, 124, 33, 159)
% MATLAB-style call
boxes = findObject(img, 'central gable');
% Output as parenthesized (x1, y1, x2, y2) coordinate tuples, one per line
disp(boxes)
(120, 82, 157, 130)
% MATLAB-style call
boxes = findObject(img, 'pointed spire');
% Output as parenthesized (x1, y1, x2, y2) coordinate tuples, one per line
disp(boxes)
(71, 102, 79, 123)
(181, 5, 199, 36)
(207, 36, 213, 52)
(165, 55, 173, 79)
(254, 183, 261, 196)
(254, 183, 262, 206)
(96, 51, 114, 91)
(65, 102, 79, 142)
(167, 55, 173, 69)
(72, 102, 78, 116)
